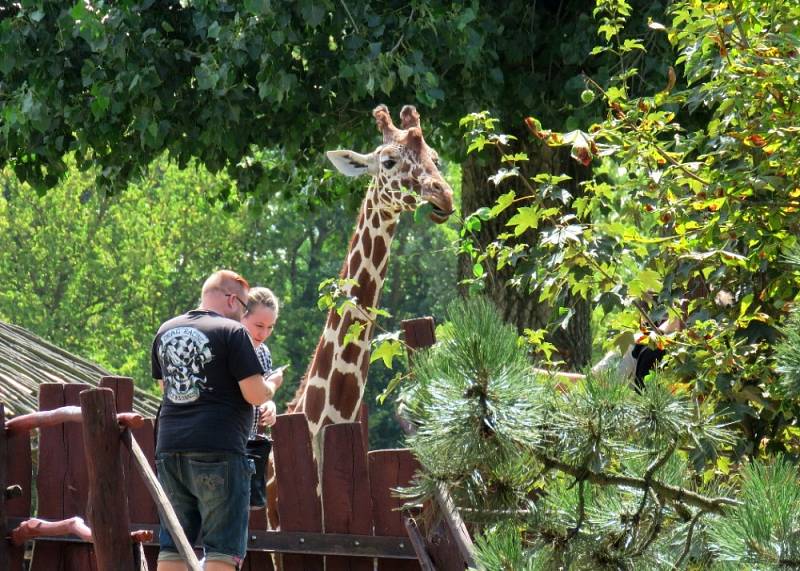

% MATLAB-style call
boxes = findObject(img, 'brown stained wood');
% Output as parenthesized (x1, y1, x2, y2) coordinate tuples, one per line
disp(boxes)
(31, 383, 69, 571)
(1, 403, 8, 571)
(5, 426, 31, 571)
(80, 388, 136, 570)
(369, 449, 421, 571)
(244, 498, 275, 570)
(101, 377, 158, 569)
(322, 422, 373, 571)
(423, 515, 467, 571)
(129, 420, 159, 570)
(12, 517, 94, 544)
(64, 384, 90, 519)
(120, 430, 202, 571)
(401, 318, 436, 356)
(272, 413, 323, 571)
(403, 518, 436, 571)
(4, 406, 143, 434)
(359, 402, 369, 452)
(99, 376, 134, 413)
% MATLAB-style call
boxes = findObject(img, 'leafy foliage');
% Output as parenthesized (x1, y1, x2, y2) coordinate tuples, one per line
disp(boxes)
(402, 297, 800, 569)
(0, 154, 458, 448)
(459, 0, 800, 460)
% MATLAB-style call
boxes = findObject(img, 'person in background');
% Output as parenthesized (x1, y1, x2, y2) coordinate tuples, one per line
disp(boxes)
(241, 287, 284, 509)
(152, 270, 281, 571)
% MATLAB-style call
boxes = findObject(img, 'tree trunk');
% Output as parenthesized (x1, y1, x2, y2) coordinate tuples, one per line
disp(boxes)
(459, 136, 591, 370)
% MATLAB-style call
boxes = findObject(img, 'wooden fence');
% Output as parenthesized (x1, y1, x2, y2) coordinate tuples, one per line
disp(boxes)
(1, 317, 473, 570)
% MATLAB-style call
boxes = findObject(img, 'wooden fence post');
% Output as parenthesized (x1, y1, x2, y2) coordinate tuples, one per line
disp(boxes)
(272, 413, 323, 571)
(401, 317, 476, 571)
(80, 387, 136, 570)
(3, 403, 31, 571)
(369, 449, 421, 571)
(31, 383, 95, 570)
(322, 422, 373, 571)
(101, 376, 159, 570)
(1, 403, 7, 571)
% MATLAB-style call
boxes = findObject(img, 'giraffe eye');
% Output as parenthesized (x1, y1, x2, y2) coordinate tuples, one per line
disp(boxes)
(382, 158, 397, 170)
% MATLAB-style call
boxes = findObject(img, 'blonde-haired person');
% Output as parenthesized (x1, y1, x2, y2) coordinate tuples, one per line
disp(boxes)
(152, 270, 279, 571)
(241, 287, 283, 509)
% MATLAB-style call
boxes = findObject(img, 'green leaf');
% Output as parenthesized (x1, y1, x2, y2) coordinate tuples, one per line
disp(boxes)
(628, 269, 663, 298)
(343, 321, 365, 346)
(489, 191, 516, 218)
(370, 339, 404, 368)
(506, 206, 542, 236)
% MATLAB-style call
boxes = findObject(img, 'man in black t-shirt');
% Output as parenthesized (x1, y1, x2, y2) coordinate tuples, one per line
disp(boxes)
(152, 270, 282, 571)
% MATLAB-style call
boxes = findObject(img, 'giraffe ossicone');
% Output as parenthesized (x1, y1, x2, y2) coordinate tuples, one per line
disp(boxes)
(291, 104, 454, 440)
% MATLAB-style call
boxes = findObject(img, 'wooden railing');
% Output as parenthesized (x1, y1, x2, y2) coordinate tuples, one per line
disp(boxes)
(1, 317, 474, 570)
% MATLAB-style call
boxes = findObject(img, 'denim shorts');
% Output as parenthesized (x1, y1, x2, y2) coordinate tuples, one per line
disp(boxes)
(155, 451, 255, 568)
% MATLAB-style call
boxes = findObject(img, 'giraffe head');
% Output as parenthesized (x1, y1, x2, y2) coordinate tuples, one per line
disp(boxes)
(326, 104, 454, 223)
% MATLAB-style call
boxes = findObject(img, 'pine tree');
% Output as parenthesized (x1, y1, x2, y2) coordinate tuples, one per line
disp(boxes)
(401, 297, 800, 570)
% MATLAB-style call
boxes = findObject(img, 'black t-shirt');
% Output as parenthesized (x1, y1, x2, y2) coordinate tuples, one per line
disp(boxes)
(151, 309, 264, 455)
(631, 344, 667, 390)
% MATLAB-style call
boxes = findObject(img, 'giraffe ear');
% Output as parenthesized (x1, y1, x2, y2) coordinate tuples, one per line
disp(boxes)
(326, 150, 375, 177)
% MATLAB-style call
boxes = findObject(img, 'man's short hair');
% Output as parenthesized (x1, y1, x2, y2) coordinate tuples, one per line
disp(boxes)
(202, 270, 250, 297)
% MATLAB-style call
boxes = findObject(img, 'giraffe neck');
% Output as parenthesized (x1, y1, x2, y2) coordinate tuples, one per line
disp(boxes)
(300, 187, 400, 437)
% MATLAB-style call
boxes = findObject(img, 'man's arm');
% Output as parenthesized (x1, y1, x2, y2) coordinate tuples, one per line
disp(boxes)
(239, 374, 279, 406)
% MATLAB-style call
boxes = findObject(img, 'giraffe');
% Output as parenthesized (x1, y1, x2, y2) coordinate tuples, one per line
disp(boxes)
(289, 103, 453, 437)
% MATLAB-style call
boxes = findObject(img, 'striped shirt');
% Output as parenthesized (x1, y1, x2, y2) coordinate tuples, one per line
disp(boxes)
(249, 344, 273, 439)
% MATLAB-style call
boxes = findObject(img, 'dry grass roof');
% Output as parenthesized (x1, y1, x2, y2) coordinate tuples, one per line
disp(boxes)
(0, 321, 160, 418)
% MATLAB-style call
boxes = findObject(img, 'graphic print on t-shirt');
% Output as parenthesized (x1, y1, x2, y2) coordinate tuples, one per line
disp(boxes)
(159, 327, 213, 403)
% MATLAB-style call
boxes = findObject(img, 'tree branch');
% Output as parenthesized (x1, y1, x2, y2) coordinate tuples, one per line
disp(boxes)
(538, 453, 739, 514)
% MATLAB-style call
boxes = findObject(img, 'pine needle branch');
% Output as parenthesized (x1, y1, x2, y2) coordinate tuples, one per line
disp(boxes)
(674, 509, 707, 569)
(538, 453, 740, 514)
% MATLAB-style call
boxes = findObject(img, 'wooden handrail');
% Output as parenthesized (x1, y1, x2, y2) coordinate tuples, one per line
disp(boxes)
(5, 405, 144, 434)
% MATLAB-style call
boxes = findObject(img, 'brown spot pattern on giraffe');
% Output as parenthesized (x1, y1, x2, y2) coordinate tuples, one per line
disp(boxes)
(341, 338, 363, 366)
(315, 342, 334, 380)
(337, 314, 353, 346)
(347, 251, 362, 279)
(304, 385, 326, 422)
(361, 230, 372, 258)
(358, 351, 370, 378)
(328, 310, 341, 331)
(330, 369, 360, 419)
(372, 236, 387, 266)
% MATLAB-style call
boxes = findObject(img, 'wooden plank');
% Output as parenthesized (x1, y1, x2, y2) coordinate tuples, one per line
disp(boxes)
(403, 518, 436, 571)
(7, 518, 416, 558)
(1, 403, 8, 571)
(244, 466, 275, 571)
(401, 318, 436, 355)
(272, 413, 323, 571)
(359, 402, 369, 452)
(100, 376, 158, 569)
(80, 388, 136, 570)
(423, 514, 467, 571)
(5, 410, 31, 571)
(129, 420, 159, 570)
(369, 449, 421, 571)
(30, 383, 69, 571)
(120, 430, 202, 571)
(64, 384, 90, 519)
(322, 422, 373, 571)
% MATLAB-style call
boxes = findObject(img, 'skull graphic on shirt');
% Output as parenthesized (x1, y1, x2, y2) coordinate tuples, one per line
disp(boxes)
(159, 327, 213, 403)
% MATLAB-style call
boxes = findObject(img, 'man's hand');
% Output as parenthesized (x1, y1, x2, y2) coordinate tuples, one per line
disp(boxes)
(259, 401, 278, 427)
(266, 366, 287, 392)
